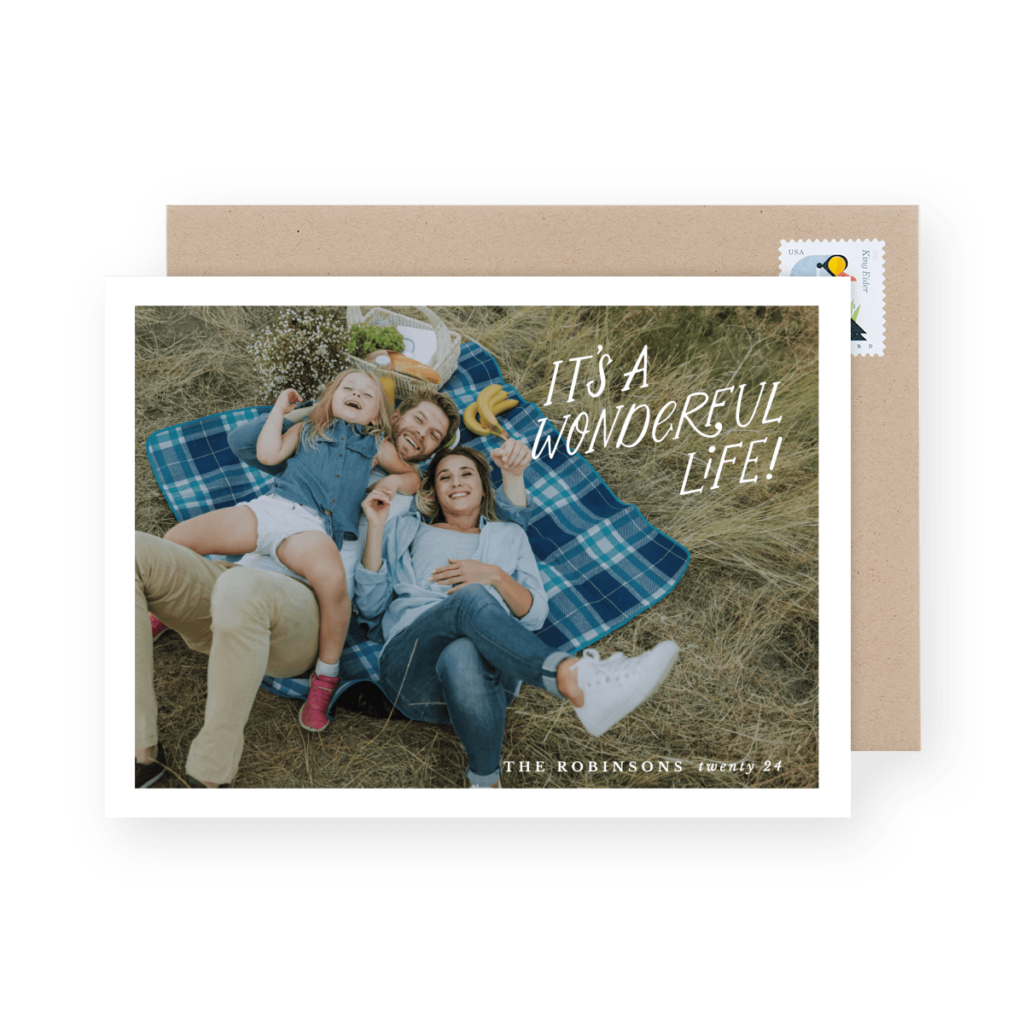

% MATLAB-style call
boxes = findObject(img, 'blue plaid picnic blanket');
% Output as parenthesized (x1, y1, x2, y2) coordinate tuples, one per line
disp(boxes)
(145, 342, 690, 710)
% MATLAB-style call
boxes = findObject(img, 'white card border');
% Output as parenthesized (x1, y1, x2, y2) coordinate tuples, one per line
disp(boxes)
(108, 276, 851, 818)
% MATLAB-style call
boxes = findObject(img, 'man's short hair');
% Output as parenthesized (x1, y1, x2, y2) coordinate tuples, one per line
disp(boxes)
(396, 389, 461, 452)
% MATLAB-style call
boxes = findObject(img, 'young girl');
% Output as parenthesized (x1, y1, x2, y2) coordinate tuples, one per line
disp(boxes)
(163, 368, 421, 732)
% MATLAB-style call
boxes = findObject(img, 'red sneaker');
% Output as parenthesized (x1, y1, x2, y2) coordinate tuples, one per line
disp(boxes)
(300, 673, 339, 732)
(150, 613, 171, 641)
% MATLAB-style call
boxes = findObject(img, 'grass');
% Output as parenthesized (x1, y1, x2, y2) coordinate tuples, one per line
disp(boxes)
(135, 304, 820, 788)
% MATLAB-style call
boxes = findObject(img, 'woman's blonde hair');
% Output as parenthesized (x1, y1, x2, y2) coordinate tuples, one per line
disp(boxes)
(416, 447, 498, 524)
(302, 367, 389, 447)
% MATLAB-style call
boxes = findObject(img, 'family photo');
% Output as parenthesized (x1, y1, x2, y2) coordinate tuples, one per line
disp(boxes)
(133, 303, 822, 791)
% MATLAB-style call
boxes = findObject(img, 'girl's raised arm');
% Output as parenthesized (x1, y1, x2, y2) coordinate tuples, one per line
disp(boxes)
(256, 389, 304, 465)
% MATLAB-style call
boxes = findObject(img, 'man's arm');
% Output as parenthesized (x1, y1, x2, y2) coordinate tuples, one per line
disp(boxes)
(374, 440, 422, 495)
(375, 472, 422, 499)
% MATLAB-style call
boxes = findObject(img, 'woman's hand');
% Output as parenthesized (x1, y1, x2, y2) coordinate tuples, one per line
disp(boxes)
(491, 438, 532, 508)
(430, 558, 500, 593)
(274, 388, 303, 416)
(360, 486, 393, 572)
(491, 438, 531, 477)
(361, 485, 393, 532)
(433, 557, 536, 618)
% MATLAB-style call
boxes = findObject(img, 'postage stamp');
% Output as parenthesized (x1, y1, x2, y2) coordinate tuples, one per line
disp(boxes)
(780, 241, 886, 356)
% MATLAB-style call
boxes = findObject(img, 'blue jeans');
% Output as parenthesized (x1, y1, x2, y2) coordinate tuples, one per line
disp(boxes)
(377, 585, 571, 787)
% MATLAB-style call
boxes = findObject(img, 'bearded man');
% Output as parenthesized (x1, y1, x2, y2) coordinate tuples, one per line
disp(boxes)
(135, 389, 533, 788)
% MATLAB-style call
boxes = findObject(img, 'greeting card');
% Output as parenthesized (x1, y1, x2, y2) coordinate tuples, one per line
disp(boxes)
(110, 275, 850, 817)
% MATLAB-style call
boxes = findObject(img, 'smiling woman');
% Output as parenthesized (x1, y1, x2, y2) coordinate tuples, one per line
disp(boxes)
(419, 450, 499, 523)
(356, 446, 680, 788)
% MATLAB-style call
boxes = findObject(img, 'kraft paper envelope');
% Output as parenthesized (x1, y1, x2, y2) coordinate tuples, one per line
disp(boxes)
(166, 204, 919, 751)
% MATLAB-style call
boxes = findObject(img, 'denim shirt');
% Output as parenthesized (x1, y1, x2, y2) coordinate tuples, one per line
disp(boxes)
(227, 413, 377, 544)
(228, 413, 532, 563)
(354, 502, 546, 647)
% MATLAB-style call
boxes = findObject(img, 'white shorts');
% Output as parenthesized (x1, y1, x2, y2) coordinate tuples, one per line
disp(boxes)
(236, 485, 415, 599)
(243, 493, 327, 566)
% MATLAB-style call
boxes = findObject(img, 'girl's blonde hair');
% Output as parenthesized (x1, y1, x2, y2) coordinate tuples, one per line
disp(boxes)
(302, 367, 389, 447)
(415, 447, 498, 524)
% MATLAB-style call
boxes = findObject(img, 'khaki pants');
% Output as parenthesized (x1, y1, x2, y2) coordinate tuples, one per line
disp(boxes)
(135, 531, 320, 784)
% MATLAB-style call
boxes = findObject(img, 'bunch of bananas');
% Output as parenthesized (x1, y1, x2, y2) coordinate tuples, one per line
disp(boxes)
(463, 384, 518, 439)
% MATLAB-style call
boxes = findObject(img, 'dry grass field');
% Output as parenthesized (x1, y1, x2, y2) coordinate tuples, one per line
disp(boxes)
(135, 304, 819, 788)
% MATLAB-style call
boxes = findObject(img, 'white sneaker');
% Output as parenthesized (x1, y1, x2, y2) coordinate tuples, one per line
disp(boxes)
(572, 641, 680, 737)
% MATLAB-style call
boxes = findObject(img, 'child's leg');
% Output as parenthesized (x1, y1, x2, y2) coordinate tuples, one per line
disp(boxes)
(164, 505, 258, 556)
(274, 530, 350, 665)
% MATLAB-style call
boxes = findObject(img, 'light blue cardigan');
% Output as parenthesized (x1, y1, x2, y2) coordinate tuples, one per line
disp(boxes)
(354, 494, 546, 647)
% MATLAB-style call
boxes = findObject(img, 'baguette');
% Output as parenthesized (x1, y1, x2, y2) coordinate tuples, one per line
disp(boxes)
(367, 349, 442, 385)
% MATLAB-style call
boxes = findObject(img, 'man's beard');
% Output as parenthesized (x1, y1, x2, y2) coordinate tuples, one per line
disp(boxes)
(395, 431, 425, 463)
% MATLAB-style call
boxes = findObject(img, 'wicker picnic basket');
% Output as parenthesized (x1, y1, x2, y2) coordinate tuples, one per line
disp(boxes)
(345, 306, 461, 402)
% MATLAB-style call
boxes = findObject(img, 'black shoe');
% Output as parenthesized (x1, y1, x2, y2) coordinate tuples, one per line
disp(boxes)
(135, 742, 167, 789)
(185, 775, 230, 789)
